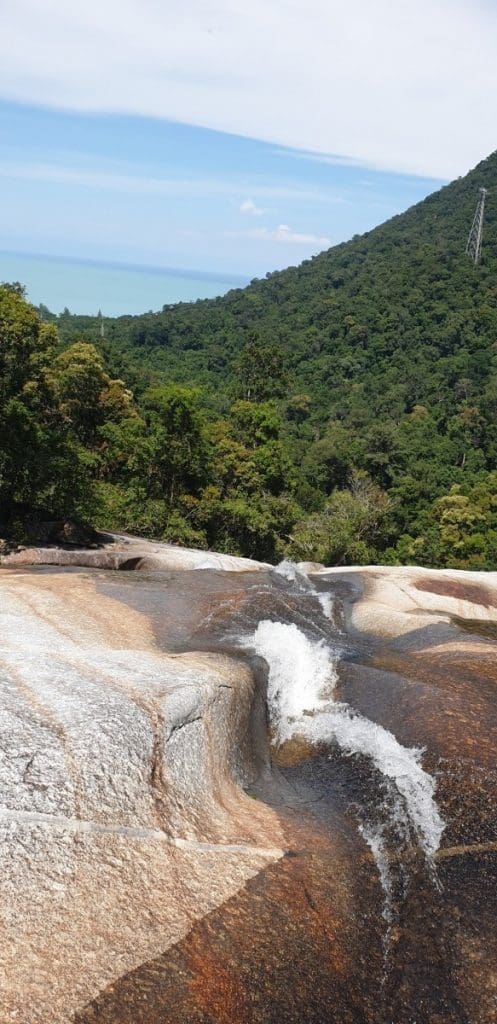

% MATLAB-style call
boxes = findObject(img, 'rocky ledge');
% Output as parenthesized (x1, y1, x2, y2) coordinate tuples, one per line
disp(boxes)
(0, 558, 282, 1024)
(0, 530, 269, 572)
(1, 539, 497, 1023)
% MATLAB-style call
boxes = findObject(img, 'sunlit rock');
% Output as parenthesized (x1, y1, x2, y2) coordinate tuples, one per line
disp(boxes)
(2, 546, 497, 1022)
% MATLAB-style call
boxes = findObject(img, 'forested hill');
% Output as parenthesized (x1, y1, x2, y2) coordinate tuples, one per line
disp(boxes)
(60, 148, 497, 424)
(5, 149, 497, 567)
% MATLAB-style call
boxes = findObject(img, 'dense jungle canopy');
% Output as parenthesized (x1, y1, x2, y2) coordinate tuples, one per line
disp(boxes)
(3, 150, 497, 567)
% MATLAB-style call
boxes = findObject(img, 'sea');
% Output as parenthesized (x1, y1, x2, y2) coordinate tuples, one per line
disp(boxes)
(0, 250, 249, 317)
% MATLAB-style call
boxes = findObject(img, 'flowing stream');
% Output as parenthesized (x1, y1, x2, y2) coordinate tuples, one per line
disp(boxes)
(72, 557, 497, 1024)
(106, 558, 446, 893)
(231, 562, 445, 954)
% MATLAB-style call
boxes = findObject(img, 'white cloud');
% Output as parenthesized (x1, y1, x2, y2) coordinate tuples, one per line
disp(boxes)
(253, 224, 331, 247)
(240, 198, 265, 216)
(1, 1, 497, 178)
(242, 224, 331, 247)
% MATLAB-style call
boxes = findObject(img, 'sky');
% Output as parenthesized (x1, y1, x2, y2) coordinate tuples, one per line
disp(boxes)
(1, 0, 496, 282)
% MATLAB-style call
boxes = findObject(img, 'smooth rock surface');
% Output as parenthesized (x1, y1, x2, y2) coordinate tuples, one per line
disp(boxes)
(2, 546, 497, 1023)
(0, 567, 283, 1024)
(316, 563, 497, 636)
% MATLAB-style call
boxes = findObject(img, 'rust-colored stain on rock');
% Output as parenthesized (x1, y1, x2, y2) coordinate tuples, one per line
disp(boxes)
(414, 576, 497, 608)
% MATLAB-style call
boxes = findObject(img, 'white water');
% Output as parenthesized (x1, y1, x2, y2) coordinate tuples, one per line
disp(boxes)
(316, 592, 334, 618)
(273, 560, 334, 619)
(273, 561, 309, 585)
(250, 620, 445, 859)
(251, 622, 336, 728)
(359, 823, 393, 926)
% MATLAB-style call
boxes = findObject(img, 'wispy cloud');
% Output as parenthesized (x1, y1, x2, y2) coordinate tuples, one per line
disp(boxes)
(272, 148, 366, 170)
(0, 158, 338, 206)
(1, 1, 496, 177)
(251, 224, 331, 247)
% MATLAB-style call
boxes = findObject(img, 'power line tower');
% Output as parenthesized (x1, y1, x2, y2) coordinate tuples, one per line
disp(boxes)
(466, 187, 488, 264)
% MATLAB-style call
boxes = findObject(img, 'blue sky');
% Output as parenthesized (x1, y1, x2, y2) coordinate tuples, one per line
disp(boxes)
(1, 0, 496, 283)
(0, 100, 445, 278)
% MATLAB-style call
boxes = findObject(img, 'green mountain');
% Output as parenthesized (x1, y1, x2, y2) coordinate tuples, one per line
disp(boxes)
(9, 150, 497, 567)
(62, 149, 497, 420)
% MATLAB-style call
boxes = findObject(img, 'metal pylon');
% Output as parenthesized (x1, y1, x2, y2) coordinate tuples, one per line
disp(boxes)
(466, 187, 488, 264)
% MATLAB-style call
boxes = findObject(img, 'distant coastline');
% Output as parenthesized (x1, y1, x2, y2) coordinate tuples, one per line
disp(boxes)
(0, 249, 250, 317)
(0, 248, 249, 286)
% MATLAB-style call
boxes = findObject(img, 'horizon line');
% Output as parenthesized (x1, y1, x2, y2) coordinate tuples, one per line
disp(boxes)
(0, 248, 251, 287)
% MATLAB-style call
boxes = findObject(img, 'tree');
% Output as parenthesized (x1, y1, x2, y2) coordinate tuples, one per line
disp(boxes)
(302, 422, 356, 494)
(235, 336, 289, 402)
(287, 475, 389, 566)
(0, 285, 94, 534)
(399, 475, 497, 569)
(141, 385, 210, 504)
(51, 342, 132, 444)
(31, 148, 497, 566)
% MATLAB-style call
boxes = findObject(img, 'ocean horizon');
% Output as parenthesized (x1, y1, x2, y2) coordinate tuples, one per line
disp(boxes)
(0, 249, 250, 317)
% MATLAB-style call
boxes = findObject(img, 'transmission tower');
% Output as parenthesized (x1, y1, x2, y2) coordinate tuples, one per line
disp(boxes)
(466, 187, 488, 264)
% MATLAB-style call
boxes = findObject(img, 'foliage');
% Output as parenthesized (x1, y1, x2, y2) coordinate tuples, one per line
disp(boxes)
(287, 475, 389, 565)
(0, 285, 93, 533)
(8, 149, 497, 565)
(392, 475, 497, 569)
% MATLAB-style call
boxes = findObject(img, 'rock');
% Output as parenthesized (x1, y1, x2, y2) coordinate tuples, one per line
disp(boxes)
(0, 531, 270, 571)
(3, 556, 497, 1022)
(0, 569, 284, 1023)
(313, 563, 497, 637)
(27, 519, 101, 547)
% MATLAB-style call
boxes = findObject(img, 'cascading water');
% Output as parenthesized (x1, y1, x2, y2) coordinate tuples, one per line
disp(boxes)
(110, 557, 448, 999)
(233, 561, 446, 950)
(248, 618, 444, 860)
(273, 559, 335, 619)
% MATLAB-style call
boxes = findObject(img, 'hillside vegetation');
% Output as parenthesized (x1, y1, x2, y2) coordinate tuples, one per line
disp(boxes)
(5, 150, 497, 567)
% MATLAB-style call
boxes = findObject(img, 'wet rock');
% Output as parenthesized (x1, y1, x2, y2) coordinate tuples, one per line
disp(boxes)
(2, 556, 497, 1022)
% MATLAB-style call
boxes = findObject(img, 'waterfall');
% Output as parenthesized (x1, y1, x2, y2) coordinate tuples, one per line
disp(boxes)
(248, 619, 445, 860)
